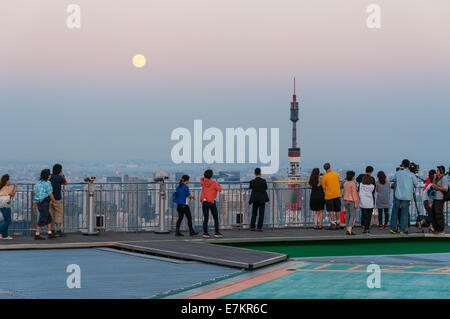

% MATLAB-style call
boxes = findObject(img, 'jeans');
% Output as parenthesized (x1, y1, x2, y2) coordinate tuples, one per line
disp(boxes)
(378, 208, 389, 225)
(361, 208, 373, 230)
(250, 202, 265, 230)
(202, 201, 219, 234)
(176, 204, 194, 233)
(0, 207, 11, 237)
(343, 200, 356, 227)
(390, 199, 410, 232)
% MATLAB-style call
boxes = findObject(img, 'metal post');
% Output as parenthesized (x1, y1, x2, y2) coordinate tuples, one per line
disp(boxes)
(83, 180, 98, 236)
(154, 180, 169, 234)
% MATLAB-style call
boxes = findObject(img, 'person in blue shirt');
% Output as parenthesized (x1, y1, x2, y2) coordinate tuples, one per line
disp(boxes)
(33, 169, 56, 240)
(389, 159, 418, 235)
(173, 175, 198, 237)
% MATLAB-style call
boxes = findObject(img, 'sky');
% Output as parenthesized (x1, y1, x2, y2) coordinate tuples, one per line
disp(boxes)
(1, 0, 449, 168)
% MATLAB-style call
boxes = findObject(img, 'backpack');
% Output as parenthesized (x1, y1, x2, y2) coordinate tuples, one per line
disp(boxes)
(444, 187, 450, 202)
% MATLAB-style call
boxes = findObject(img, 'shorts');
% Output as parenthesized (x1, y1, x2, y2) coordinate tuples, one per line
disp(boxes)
(50, 200, 64, 224)
(37, 200, 53, 227)
(326, 197, 341, 212)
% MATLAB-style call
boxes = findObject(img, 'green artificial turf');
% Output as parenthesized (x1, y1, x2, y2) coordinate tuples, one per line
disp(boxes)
(220, 238, 450, 257)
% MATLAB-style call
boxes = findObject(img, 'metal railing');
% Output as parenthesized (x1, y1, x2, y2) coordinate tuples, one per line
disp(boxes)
(4, 182, 449, 236)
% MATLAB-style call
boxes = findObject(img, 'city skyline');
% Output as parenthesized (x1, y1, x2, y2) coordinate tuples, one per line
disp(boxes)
(1, 0, 449, 169)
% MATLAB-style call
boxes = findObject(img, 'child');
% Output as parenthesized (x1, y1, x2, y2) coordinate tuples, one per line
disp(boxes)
(200, 169, 222, 238)
(173, 175, 198, 236)
(343, 171, 358, 235)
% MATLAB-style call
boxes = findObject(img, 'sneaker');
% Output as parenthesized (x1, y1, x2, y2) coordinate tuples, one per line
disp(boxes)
(250, 228, 256, 231)
(390, 229, 397, 234)
(400, 231, 408, 235)
(345, 231, 352, 235)
(175, 232, 184, 237)
(384, 224, 389, 228)
(214, 232, 223, 238)
(0, 236, 13, 240)
(189, 231, 198, 236)
(378, 224, 383, 228)
(34, 234, 46, 240)
(47, 233, 56, 239)
(203, 233, 211, 238)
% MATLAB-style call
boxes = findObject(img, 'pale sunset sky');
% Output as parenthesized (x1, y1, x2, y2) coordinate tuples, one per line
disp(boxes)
(1, 0, 449, 165)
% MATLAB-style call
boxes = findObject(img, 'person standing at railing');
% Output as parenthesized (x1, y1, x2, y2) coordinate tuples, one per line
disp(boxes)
(321, 163, 342, 230)
(418, 170, 436, 231)
(200, 169, 223, 238)
(376, 171, 390, 228)
(309, 168, 325, 230)
(430, 166, 448, 235)
(0, 174, 17, 240)
(50, 163, 68, 237)
(249, 168, 270, 232)
(389, 159, 418, 235)
(343, 171, 358, 235)
(359, 175, 375, 235)
(173, 175, 198, 237)
(32, 169, 56, 240)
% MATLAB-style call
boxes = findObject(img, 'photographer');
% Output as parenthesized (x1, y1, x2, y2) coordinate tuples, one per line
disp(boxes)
(430, 166, 448, 234)
(389, 159, 418, 235)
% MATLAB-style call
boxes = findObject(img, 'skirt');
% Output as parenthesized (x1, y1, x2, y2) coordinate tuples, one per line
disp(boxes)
(310, 187, 325, 211)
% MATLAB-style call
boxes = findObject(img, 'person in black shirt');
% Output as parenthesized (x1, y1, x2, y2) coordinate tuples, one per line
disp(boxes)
(356, 166, 376, 188)
(50, 163, 68, 236)
(249, 168, 270, 231)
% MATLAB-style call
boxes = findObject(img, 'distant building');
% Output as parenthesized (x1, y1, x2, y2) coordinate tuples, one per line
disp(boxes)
(214, 171, 240, 183)
(123, 175, 152, 228)
(106, 176, 122, 183)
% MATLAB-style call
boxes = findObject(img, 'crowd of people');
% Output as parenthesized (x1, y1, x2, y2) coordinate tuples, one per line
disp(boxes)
(309, 160, 449, 235)
(0, 164, 67, 240)
(0, 160, 447, 240)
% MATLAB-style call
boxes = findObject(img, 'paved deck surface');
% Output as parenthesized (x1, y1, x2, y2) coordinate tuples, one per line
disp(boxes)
(0, 227, 448, 270)
(0, 248, 241, 299)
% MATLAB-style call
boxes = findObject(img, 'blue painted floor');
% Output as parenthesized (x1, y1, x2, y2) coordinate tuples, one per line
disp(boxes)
(296, 252, 450, 266)
(0, 248, 240, 299)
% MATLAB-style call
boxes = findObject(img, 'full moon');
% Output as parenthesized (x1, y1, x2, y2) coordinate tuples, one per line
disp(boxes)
(132, 54, 146, 68)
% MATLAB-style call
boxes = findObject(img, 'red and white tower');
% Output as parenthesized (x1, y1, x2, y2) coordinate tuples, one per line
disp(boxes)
(286, 78, 302, 225)
(288, 77, 300, 179)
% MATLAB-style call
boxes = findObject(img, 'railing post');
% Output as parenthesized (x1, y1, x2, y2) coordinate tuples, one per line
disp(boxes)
(155, 179, 169, 234)
(83, 180, 98, 236)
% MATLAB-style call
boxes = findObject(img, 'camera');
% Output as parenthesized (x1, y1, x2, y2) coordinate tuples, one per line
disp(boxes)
(84, 176, 97, 182)
(409, 162, 420, 175)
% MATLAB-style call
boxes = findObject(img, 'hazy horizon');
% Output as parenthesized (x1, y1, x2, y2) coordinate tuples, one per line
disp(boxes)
(1, 0, 449, 170)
